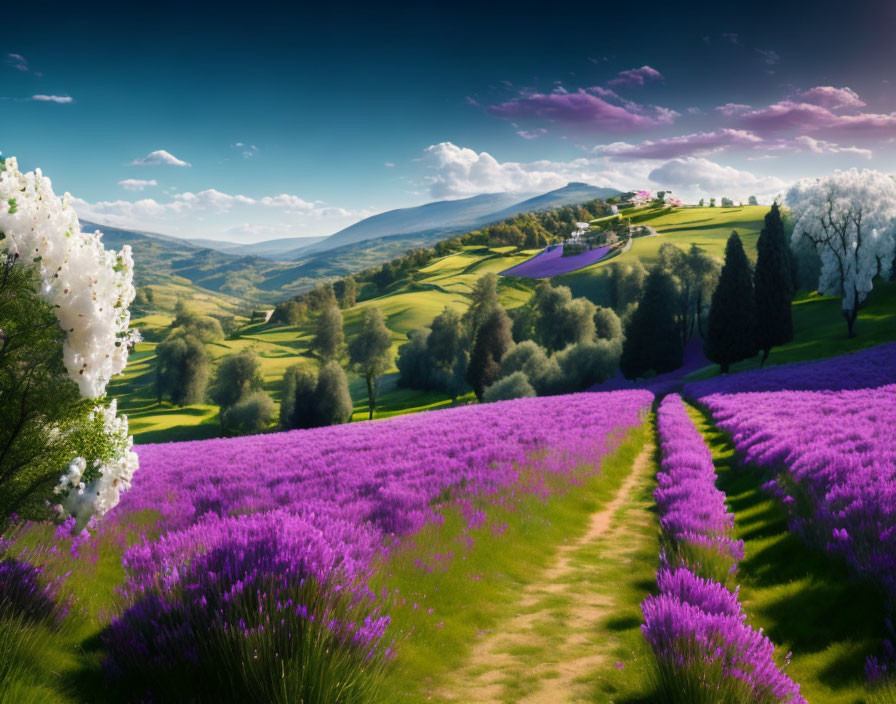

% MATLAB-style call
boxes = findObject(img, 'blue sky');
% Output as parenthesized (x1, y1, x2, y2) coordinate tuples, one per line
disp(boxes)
(3, 0, 896, 242)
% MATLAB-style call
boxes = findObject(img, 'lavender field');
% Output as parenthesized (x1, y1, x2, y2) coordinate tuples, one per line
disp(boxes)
(499, 244, 613, 278)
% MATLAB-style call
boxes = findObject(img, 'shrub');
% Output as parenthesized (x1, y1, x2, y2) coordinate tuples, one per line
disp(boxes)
(499, 341, 562, 395)
(593, 305, 623, 341)
(482, 371, 536, 402)
(554, 338, 621, 392)
(155, 333, 211, 406)
(221, 391, 276, 435)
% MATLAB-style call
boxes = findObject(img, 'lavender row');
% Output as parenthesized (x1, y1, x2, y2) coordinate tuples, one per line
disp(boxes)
(697, 384, 896, 607)
(684, 341, 896, 397)
(641, 394, 805, 704)
(104, 392, 651, 675)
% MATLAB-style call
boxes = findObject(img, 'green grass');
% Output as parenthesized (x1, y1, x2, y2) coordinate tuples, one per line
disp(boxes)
(686, 279, 896, 381)
(558, 206, 766, 301)
(112, 246, 536, 443)
(686, 403, 888, 704)
(374, 421, 653, 702)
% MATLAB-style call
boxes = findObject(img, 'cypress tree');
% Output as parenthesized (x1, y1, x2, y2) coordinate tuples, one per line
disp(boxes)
(620, 266, 683, 379)
(312, 303, 344, 361)
(705, 231, 758, 373)
(754, 204, 794, 365)
(313, 361, 353, 426)
(466, 305, 513, 400)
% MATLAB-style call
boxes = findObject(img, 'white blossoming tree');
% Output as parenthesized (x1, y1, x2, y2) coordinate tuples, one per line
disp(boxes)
(787, 169, 896, 337)
(0, 156, 138, 527)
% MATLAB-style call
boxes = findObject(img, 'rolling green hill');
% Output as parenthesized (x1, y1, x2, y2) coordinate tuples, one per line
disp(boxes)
(109, 204, 896, 444)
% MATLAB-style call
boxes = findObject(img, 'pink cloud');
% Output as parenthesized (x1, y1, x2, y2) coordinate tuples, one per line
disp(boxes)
(486, 90, 676, 130)
(797, 86, 865, 110)
(592, 129, 763, 160)
(715, 103, 752, 116)
(741, 100, 896, 136)
(607, 65, 663, 88)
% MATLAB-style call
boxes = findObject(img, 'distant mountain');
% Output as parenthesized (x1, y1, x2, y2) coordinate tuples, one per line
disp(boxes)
(186, 235, 328, 260)
(291, 183, 621, 260)
(290, 192, 531, 258)
(485, 183, 622, 221)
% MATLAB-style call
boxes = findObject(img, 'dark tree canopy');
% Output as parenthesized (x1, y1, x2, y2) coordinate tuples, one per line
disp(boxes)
(466, 305, 513, 400)
(427, 307, 464, 371)
(221, 391, 275, 435)
(620, 266, 683, 379)
(754, 204, 794, 365)
(531, 282, 595, 352)
(705, 231, 759, 373)
(280, 365, 318, 430)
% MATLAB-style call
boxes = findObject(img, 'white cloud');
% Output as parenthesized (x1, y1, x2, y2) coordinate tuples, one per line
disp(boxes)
(130, 149, 191, 167)
(71, 187, 368, 242)
(118, 179, 158, 191)
(648, 157, 787, 202)
(792, 135, 872, 159)
(420, 141, 653, 199)
(232, 142, 258, 158)
(517, 128, 548, 140)
(31, 94, 73, 103)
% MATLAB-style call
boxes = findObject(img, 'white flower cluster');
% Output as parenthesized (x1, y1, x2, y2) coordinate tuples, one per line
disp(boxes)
(54, 400, 140, 522)
(0, 156, 137, 398)
(787, 169, 896, 311)
(0, 156, 139, 521)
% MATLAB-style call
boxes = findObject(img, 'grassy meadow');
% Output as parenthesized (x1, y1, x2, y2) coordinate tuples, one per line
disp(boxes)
(111, 204, 896, 445)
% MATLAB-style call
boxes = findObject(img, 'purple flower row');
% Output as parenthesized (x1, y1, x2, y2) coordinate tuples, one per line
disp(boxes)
(641, 394, 805, 703)
(104, 391, 651, 666)
(694, 383, 896, 606)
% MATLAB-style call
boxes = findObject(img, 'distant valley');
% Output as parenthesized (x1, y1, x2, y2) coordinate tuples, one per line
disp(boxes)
(88, 182, 622, 306)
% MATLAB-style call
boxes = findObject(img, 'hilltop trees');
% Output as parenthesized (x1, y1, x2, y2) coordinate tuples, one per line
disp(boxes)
(748, 195, 759, 206)
(349, 308, 393, 419)
(754, 204, 794, 365)
(787, 169, 896, 337)
(620, 266, 682, 379)
(705, 232, 758, 373)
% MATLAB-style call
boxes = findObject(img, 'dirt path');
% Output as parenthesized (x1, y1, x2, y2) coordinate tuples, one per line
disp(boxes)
(435, 441, 657, 704)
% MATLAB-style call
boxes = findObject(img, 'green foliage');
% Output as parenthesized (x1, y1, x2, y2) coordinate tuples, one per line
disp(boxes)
(154, 333, 211, 406)
(314, 361, 353, 427)
(333, 276, 357, 309)
(210, 348, 265, 410)
(313, 304, 345, 361)
(482, 371, 536, 402)
(754, 204, 795, 364)
(593, 305, 622, 341)
(172, 299, 225, 342)
(705, 232, 759, 373)
(466, 305, 513, 400)
(220, 390, 275, 435)
(608, 259, 647, 312)
(0, 260, 115, 526)
(531, 281, 596, 352)
(656, 242, 721, 344)
(620, 266, 683, 379)
(461, 273, 500, 338)
(498, 341, 561, 396)
(280, 365, 318, 430)
(269, 299, 308, 326)
(349, 309, 393, 419)
(554, 338, 621, 391)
